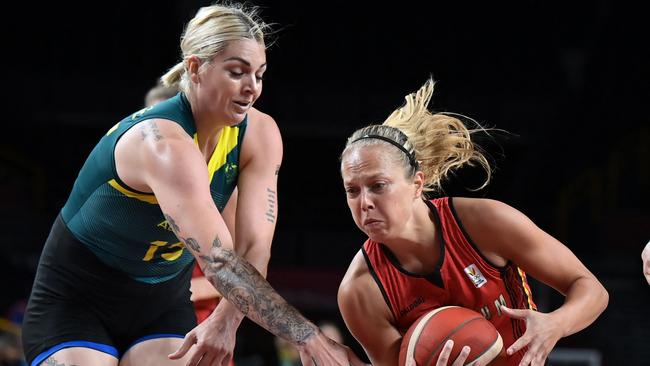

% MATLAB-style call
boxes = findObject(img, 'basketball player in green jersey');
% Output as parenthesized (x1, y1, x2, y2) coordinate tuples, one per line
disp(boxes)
(22, 3, 366, 366)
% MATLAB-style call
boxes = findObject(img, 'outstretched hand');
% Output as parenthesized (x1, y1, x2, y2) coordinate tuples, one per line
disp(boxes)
(168, 309, 239, 366)
(500, 306, 563, 366)
(298, 332, 370, 366)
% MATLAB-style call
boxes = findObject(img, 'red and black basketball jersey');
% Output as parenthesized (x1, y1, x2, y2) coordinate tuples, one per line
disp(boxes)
(362, 197, 536, 364)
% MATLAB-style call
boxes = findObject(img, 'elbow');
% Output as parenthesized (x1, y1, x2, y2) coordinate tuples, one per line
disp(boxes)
(598, 281, 609, 314)
(239, 240, 272, 264)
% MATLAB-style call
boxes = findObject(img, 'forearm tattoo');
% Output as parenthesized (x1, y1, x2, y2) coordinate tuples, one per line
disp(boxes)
(266, 188, 276, 223)
(164, 213, 316, 345)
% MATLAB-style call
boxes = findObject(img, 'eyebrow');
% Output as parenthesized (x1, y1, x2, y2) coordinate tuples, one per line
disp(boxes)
(343, 172, 386, 184)
(223, 57, 267, 69)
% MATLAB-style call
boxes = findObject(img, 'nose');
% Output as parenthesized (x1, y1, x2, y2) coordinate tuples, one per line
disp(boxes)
(243, 74, 261, 98)
(359, 190, 374, 212)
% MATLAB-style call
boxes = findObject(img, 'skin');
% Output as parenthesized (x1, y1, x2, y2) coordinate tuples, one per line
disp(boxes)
(642, 240, 650, 285)
(338, 144, 609, 366)
(44, 39, 366, 366)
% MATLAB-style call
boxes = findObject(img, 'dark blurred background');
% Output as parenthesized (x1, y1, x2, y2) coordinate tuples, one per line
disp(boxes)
(1, 0, 648, 365)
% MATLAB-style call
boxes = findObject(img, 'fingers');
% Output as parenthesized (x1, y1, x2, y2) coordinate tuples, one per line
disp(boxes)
(436, 340, 454, 366)
(298, 351, 315, 366)
(169, 333, 197, 360)
(186, 348, 205, 366)
(196, 353, 216, 366)
(451, 345, 470, 366)
(507, 334, 532, 356)
(500, 306, 527, 320)
(220, 355, 232, 366)
(518, 349, 551, 366)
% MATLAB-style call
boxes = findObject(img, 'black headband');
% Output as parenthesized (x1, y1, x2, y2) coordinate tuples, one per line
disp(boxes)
(350, 134, 419, 169)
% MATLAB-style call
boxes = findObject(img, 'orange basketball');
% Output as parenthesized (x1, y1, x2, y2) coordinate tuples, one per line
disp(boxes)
(398, 306, 504, 366)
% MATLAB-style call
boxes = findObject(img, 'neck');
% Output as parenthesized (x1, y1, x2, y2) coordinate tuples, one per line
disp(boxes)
(186, 91, 226, 155)
(383, 199, 440, 274)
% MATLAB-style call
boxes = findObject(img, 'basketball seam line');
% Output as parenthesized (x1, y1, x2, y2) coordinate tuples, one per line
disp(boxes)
(423, 316, 486, 366)
(466, 333, 501, 364)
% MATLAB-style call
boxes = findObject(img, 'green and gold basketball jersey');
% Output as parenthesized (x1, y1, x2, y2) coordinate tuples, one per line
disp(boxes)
(61, 93, 247, 283)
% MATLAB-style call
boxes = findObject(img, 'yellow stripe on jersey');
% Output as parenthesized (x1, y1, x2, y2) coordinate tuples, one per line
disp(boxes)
(108, 179, 158, 204)
(193, 126, 240, 183)
(517, 267, 537, 310)
(106, 122, 121, 136)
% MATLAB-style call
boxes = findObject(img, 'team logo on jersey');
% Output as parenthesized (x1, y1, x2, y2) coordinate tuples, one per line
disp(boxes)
(224, 163, 238, 183)
(464, 264, 487, 288)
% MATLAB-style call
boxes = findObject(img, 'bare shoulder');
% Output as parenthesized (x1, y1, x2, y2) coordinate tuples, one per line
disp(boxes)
(247, 107, 281, 137)
(248, 107, 276, 124)
(339, 250, 371, 294)
(240, 108, 283, 165)
(338, 249, 386, 316)
(451, 197, 524, 228)
(451, 197, 533, 265)
(116, 118, 202, 191)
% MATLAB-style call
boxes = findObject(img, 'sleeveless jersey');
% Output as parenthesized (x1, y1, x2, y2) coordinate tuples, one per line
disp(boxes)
(61, 93, 247, 283)
(362, 197, 537, 365)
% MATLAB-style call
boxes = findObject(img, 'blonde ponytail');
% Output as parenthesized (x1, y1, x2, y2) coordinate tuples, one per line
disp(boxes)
(344, 78, 491, 192)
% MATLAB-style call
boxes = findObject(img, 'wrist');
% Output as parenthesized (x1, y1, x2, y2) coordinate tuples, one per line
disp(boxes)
(294, 324, 322, 350)
(209, 301, 245, 327)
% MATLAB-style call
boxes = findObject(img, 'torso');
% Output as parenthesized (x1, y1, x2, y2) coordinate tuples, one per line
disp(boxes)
(60, 93, 247, 283)
(362, 197, 536, 364)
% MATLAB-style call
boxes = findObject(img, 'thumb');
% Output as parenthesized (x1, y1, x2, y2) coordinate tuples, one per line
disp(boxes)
(168, 333, 196, 359)
(500, 306, 527, 319)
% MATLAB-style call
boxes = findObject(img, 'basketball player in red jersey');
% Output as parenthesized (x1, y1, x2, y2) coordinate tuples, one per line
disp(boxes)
(337, 79, 608, 366)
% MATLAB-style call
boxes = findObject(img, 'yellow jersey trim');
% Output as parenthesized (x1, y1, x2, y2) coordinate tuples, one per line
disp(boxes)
(193, 126, 240, 183)
(517, 267, 537, 310)
(108, 179, 158, 204)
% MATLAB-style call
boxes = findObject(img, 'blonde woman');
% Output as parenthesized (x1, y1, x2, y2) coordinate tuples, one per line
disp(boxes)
(338, 79, 608, 366)
(22, 3, 365, 366)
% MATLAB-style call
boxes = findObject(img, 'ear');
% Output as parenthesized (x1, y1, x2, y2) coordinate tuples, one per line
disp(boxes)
(186, 55, 202, 84)
(413, 170, 425, 199)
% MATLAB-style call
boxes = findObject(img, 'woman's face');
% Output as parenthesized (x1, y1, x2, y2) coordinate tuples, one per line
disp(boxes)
(192, 38, 267, 125)
(341, 145, 421, 243)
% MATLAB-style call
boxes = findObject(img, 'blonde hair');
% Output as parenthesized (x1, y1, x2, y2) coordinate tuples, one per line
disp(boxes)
(342, 78, 491, 192)
(161, 2, 270, 93)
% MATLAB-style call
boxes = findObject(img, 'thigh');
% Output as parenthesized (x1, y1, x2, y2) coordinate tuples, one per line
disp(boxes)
(36, 347, 118, 366)
(120, 338, 189, 366)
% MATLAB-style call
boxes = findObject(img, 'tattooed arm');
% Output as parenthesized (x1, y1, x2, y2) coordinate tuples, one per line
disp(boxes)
(119, 118, 365, 366)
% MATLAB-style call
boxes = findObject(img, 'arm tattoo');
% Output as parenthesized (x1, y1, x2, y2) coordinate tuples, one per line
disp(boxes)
(164, 211, 316, 345)
(164, 214, 180, 233)
(140, 120, 163, 141)
(265, 188, 277, 223)
(164, 213, 200, 252)
(202, 246, 316, 345)
(275, 164, 280, 176)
